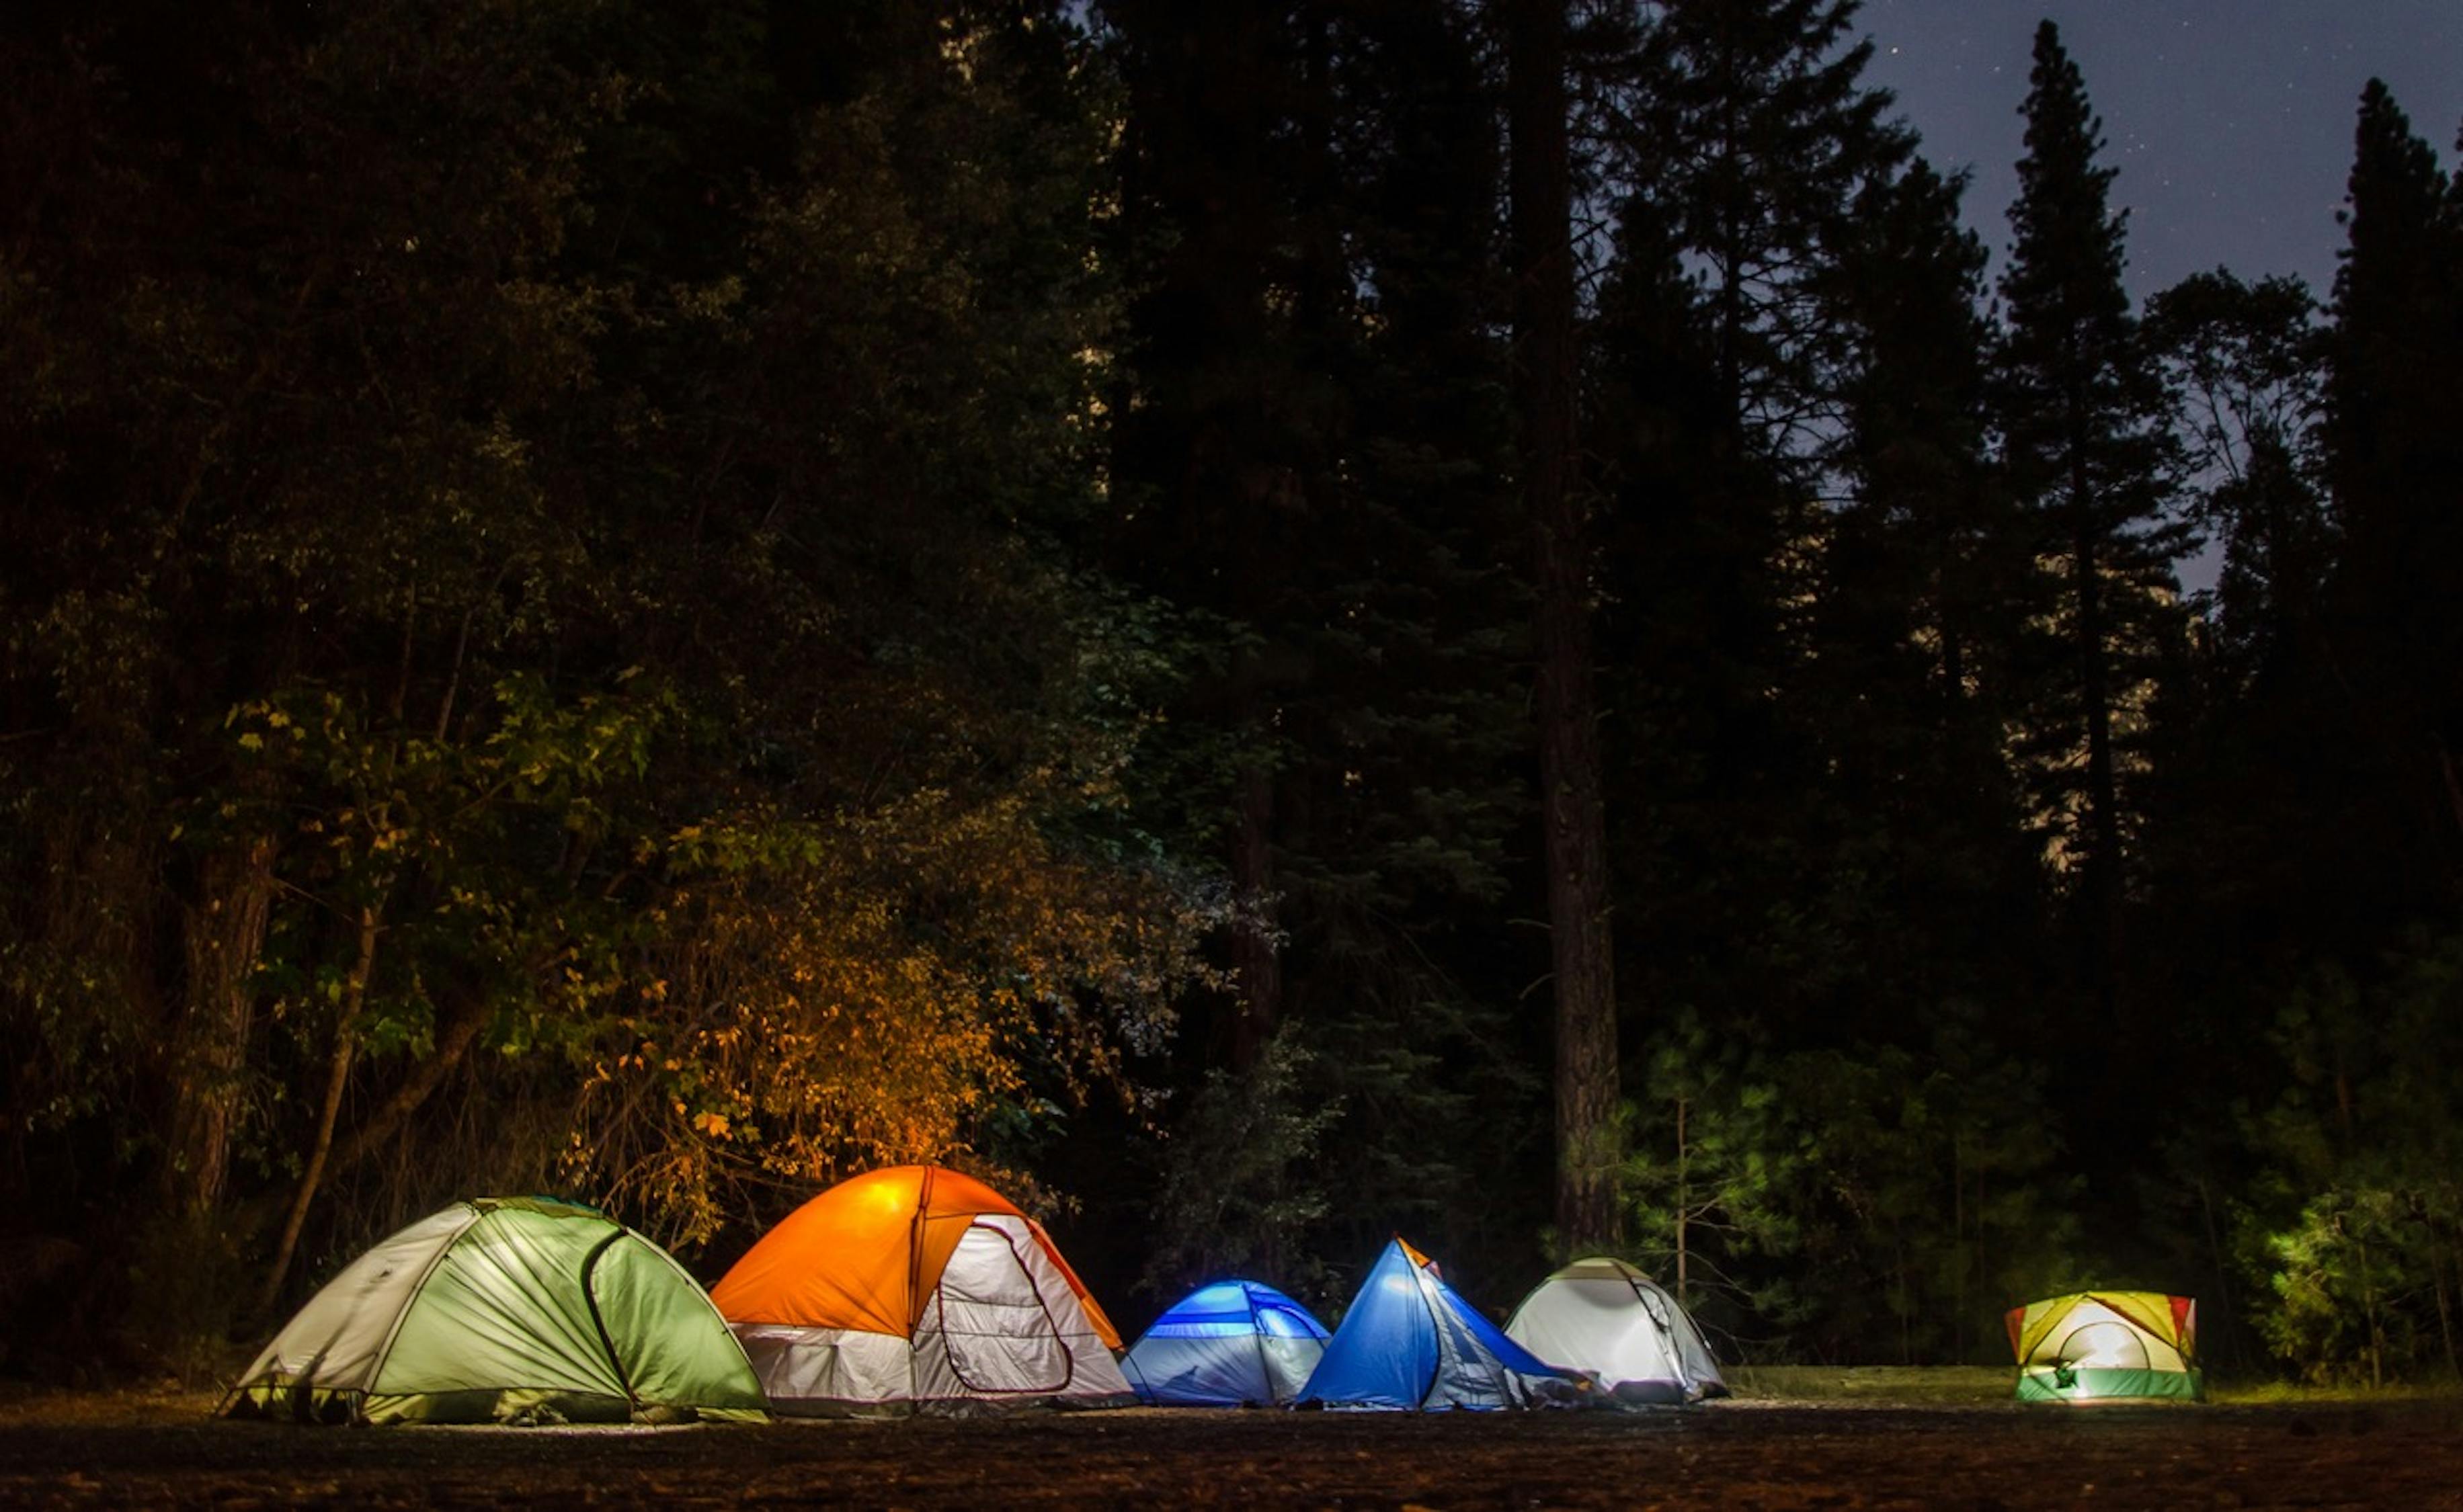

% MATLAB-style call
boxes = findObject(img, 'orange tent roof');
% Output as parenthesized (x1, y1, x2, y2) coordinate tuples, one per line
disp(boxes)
(711, 1165, 1121, 1349)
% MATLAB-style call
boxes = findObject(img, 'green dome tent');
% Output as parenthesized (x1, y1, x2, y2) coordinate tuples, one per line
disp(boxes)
(223, 1196, 768, 1425)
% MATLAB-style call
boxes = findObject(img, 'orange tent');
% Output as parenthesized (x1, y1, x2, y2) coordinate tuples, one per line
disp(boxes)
(715, 1165, 1128, 1413)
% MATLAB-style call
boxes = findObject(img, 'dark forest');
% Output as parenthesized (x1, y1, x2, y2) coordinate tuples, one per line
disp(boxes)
(4, 0, 2460, 1392)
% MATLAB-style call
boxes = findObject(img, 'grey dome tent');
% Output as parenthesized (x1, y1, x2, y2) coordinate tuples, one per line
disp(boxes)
(223, 1196, 769, 1425)
(1504, 1257, 1726, 1404)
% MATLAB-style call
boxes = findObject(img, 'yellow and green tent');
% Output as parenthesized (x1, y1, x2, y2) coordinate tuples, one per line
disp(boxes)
(2005, 1292, 2200, 1403)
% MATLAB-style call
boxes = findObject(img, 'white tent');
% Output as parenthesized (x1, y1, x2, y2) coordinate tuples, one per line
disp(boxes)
(1504, 1257, 1726, 1404)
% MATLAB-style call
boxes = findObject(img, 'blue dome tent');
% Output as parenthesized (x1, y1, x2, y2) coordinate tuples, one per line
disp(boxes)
(1295, 1238, 1585, 1411)
(1120, 1279, 1331, 1406)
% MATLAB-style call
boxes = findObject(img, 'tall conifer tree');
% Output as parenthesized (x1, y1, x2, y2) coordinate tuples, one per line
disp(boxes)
(2323, 81, 2463, 907)
(1994, 20, 2185, 1033)
(1102, 0, 1547, 1286)
(1611, 0, 1912, 465)
(1814, 159, 2048, 1041)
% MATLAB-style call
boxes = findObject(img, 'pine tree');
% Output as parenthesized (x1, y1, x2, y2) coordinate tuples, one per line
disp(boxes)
(2144, 269, 2328, 694)
(1509, 0, 1621, 1254)
(2321, 81, 2463, 911)
(1101, 0, 1551, 1282)
(1810, 157, 2050, 1046)
(1994, 20, 2187, 1034)
(1607, 0, 1913, 464)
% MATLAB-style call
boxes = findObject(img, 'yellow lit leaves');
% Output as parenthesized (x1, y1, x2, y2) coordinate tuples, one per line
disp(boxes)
(561, 787, 1218, 1245)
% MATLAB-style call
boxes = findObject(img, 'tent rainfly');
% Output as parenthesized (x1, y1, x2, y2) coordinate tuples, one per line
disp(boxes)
(2007, 1292, 2202, 1403)
(1294, 1238, 1586, 1411)
(1504, 1257, 1728, 1404)
(1121, 1279, 1331, 1407)
(712, 1165, 1132, 1415)
(222, 1195, 769, 1425)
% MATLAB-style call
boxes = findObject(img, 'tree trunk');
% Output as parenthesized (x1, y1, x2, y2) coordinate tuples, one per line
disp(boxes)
(2197, 1176, 2240, 1372)
(161, 834, 278, 1214)
(1952, 1134, 1966, 1363)
(2068, 445, 2123, 1029)
(257, 905, 380, 1318)
(1674, 1095, 1690, 1303)
(2355, 1222, 2385, 1390)
(1508, 0, 1620, 1255)
(229, 992, 492, 1249)
(2429, 1210, 2458, 1381)
(1229, 762, 1281, 1070)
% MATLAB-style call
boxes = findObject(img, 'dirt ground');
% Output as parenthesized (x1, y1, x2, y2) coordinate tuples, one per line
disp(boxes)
(3, 1392, 2461, 1510)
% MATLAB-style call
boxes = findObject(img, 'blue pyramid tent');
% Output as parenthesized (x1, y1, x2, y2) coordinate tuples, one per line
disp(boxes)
(1120, 1279, 1331, 1406)
(1295, 1238, 1583, 1411)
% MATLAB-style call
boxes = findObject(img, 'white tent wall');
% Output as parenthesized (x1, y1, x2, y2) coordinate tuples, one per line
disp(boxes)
(1505, 1260, 1726, 1404)
(912, 1218, 1078, 1397)
(1254, 1335, 1322, 1403)
(1420, 1263, 1536, 1410)
(733, 1325, 912, 1411)
(231, 1206, 477, 1399)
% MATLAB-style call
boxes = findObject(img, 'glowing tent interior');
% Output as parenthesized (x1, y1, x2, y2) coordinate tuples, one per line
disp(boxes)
(2007, 1291, 2202, 1402)
(712, 1164, 1131, 1415)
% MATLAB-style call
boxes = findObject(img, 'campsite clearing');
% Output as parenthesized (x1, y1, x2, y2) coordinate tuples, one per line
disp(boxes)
(2, 1388, 2458, 1509)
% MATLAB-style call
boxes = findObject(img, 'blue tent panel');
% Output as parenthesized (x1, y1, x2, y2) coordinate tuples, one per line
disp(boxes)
(1123, 1279, 1331, 1406)
(1296, 1239, 1578, 1411)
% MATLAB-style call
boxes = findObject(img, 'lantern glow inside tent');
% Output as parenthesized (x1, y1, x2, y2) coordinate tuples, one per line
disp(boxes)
(2007, 1292, 2202, 1403)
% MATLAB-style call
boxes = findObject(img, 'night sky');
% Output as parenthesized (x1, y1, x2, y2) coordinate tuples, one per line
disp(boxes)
(1858, 0, 2463, 302)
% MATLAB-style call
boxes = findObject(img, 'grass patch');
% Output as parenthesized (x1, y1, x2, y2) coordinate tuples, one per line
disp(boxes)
(1728, 1366, 2463, 1409)
(1722, 1366, 2019, 1404)
(2208, 1378, 2463, 1406)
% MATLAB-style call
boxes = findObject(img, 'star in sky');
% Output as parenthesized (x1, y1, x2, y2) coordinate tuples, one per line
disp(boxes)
(1857, 0, 2463, 300)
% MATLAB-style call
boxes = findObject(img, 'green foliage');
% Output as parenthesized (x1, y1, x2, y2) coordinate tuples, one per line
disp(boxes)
(1603, 0, 1916, 462)
(0, 0, 1219, 1342)
(2240, 933, 2463, 1384)
(1625, 1014, 2083, 1366)
(0, 0, 2453, 1390)
(1098, 0, 1546, 1291)
(1621, 1013, 1805, 1329)
(1141, 1029, 1340, 1306)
